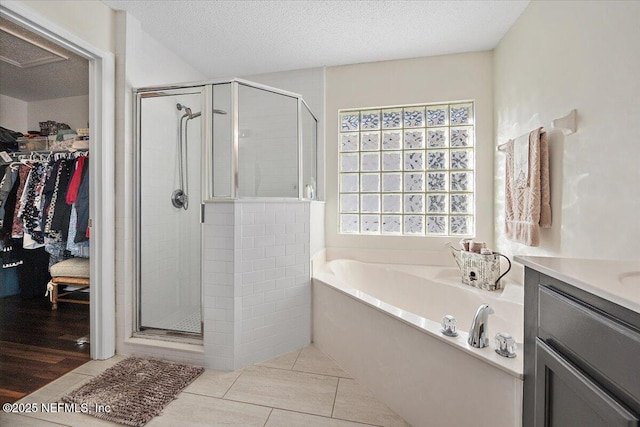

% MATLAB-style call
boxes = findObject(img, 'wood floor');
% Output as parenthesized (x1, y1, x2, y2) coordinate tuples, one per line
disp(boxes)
(0, 295, 90, 404)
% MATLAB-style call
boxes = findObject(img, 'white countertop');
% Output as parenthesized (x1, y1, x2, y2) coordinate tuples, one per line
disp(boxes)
(515, 256, 640, 314)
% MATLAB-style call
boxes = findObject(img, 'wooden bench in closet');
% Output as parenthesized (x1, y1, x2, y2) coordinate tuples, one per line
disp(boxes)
(47, 258, 90, 310)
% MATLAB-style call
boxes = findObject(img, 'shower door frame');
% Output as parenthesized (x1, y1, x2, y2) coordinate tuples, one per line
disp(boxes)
(214, 78, 319, 200)
(133, 78, 318, 200)
(133, 85, 210, 340)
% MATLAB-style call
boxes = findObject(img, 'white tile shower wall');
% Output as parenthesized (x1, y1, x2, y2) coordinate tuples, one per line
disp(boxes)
(203, 202, 236, 370)
(236, 201, 311, 368)
(203, 200, 311, 370)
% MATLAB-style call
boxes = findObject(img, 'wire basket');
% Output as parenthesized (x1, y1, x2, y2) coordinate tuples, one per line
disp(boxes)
(450, 247, 511, 291)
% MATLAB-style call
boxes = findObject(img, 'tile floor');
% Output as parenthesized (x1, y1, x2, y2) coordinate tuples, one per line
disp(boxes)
(0, 344, 409, 427)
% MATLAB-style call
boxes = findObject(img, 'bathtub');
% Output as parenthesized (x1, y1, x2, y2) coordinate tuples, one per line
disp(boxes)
(312, 258, 524, 427)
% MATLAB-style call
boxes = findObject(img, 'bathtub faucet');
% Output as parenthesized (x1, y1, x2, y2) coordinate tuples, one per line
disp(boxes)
(468, 304, 494, 348)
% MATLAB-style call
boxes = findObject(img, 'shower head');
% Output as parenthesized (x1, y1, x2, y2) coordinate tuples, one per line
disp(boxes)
(176, 103, 193, 118)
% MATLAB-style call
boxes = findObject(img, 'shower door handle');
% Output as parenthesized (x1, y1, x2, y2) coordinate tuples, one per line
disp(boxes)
(200, 203, 205, 224)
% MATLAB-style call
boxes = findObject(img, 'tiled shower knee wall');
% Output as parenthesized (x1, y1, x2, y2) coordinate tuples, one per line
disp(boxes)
(203, 200, 311, 370)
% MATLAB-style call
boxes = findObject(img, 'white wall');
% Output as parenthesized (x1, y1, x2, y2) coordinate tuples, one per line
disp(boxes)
(493, 1, 640, 261)
(0, 94, 28, 131)
(325, 52, 494, 253)
(1, 93, 89, 135)
(114, 11, 207, 363)
(27, 95, 89, 130)
(19, 0, 115, 54)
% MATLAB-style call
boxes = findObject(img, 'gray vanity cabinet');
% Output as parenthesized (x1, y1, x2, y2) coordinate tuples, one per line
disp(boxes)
(523, 267, 640, 427)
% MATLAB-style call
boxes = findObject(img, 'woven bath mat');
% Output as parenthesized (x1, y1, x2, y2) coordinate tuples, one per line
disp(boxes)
(61, 357, 204, 426)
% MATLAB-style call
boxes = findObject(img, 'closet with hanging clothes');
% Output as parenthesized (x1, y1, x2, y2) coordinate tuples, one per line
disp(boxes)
(0, 150, 90, 298)
(0, 14, 91, 302)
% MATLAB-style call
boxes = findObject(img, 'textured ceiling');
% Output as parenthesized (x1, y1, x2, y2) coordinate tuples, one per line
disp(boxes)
(0, 27, 68, 68)
(102, 0, 529, 78)
(0, 17, 89, 101)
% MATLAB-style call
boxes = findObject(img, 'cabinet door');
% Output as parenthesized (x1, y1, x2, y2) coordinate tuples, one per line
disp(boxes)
(538, 285, 640, 402)
(535, 339, 639, 427)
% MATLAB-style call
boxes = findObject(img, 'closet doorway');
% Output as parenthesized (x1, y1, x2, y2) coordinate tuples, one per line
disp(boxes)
(0, 2, 115, 404)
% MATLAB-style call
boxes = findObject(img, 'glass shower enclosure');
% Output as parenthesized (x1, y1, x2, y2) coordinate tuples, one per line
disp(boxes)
(211, 81, 317, 198)
(134, 79, 317, 340)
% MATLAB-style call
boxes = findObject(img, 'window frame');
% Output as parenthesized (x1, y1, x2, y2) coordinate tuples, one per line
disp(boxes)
(338, 101, 476, 237)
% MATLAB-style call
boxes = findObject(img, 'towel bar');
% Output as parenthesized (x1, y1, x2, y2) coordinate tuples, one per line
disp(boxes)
(497, 109, 577, 152)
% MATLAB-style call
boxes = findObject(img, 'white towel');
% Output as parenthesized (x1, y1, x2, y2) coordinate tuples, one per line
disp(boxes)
(513, 133, 530, 189)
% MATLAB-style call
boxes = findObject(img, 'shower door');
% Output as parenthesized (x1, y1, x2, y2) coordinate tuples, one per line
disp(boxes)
(136, 87, 204, 336)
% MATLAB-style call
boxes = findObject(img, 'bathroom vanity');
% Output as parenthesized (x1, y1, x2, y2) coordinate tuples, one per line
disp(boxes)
(517, 256, 640, 427)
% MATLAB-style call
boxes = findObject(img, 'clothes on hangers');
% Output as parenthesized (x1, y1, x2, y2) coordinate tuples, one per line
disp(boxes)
(66, 155, 86, 205)
(0, 164, 11, 222)
(0, 151, 90, 281)
(48, 159, 74, 239)
(42, 159, 61, 219)
(66, 205, 89, 257)
(1, 173, 23, 269)
(19, 162, 48, 248)
(74, 160, 90, 242)
(11, 165, 30, 239)
(0, 165, 19, 215)
(19, 246, 51, 298)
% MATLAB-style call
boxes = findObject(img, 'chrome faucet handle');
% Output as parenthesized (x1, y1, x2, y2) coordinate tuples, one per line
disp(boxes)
(441, 315, 458, 337)
(494, 332, 517, 358)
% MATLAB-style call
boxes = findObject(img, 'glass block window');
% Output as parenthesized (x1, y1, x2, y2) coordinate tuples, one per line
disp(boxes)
(339, 102, 474, 236)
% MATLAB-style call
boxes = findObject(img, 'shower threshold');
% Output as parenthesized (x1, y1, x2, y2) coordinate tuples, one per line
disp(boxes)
(136, 309, 202, 344)
(133, 328, 203, 345)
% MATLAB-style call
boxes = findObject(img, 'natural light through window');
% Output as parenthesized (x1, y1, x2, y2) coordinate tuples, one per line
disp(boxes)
(338, 102, 475, 236)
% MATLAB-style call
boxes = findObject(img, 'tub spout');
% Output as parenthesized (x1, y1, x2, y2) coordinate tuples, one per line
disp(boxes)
(467, 304, 494, 348)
